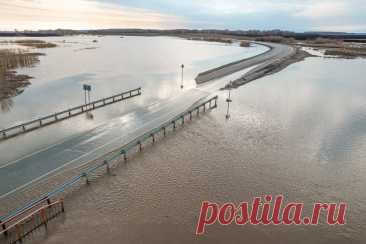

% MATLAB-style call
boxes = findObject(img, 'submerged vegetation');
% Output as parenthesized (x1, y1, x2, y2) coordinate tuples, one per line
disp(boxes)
(0, 39, 57, 48)
(240, 41, 250, 47)
(0, 49, 43, 107)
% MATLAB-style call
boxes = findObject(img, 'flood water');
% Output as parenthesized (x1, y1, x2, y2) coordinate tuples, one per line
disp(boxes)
(29, 54, 366, 243)
(0, 36, 266, 163)
(1, 36, 366, 243)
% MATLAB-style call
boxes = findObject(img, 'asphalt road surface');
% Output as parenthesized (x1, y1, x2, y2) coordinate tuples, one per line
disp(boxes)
(0, 42, 294, 200)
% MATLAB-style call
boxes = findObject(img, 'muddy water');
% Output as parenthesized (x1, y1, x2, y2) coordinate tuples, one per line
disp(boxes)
(30, 56, 366, 244)
(0, 36, 266, 163)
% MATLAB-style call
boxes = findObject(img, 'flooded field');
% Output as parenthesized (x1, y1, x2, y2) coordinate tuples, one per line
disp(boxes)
(30, 55, 366, 244)
(0, 36, 266, 163)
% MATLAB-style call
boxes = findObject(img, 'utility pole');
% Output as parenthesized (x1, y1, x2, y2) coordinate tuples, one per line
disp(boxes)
(180, 64, 184, 89)
(226, 81, 233, 119)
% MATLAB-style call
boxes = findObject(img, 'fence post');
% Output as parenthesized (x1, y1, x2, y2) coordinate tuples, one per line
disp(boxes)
(15, 224, 22, 242)
(59, 199, 65, 213)
(40, 208, 47, 227)
(1, 221, 7, 236)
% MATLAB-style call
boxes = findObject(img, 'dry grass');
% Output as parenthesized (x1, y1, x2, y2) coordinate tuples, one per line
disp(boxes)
(254, 36, 296, 44)
(188, 37, 233, 44)
(240, 41, 250, 47)
(14, 40, 57, 48)
(324, 48, 366, 58)
(0, 49, 42, 102)
(0, 39, 57, 48)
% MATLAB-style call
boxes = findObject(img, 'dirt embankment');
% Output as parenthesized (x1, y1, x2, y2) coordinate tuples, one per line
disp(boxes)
(227, 48, 314, 89)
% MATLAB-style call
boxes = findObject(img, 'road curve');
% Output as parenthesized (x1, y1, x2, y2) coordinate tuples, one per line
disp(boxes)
(195, 42, 296, 84)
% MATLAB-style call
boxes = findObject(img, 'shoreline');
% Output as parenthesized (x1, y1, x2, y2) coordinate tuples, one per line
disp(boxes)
(228, 47, 314, 89)
(195, 42, 312, 89)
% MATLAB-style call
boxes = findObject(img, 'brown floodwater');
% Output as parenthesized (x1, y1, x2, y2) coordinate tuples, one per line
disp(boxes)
(25, 56, 366, 244)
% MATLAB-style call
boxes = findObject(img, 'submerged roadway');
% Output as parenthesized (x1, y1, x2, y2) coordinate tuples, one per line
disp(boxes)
(0, 42, 295, 204)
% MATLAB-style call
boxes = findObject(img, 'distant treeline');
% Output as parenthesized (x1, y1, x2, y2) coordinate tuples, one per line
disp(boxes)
(1, 29, 366, 40)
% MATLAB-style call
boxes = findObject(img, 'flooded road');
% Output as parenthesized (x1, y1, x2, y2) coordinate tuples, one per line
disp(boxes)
(31, 56, 366, 244)
(0, 36, 266, 163)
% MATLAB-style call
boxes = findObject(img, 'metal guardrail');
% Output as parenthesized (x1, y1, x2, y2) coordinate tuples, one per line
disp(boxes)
(0, 95, 218, 230)
(0, 199, 64, 244)
(0, 87, 142, 141)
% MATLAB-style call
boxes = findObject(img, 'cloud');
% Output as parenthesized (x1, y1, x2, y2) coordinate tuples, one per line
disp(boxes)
(294, 1, 350, 19)
(0, 0, 184, 30)
(0, 0, 365, 32)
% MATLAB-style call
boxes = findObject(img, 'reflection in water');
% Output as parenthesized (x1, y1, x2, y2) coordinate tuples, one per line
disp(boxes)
(0, 48, 42, 106)
(225, 81, 233, 119)
(0, 97, 13, 113)
(0, 36, 267, 161)
(36, 56, 366, 244)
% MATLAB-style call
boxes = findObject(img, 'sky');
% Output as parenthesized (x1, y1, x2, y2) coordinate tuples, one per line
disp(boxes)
(1, 0, 366, 32)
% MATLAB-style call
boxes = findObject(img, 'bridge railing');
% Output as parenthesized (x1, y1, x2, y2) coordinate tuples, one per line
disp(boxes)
(0, 95, 218, 230)
(0, 87, 142, 141)
(0, 199, 64, 244)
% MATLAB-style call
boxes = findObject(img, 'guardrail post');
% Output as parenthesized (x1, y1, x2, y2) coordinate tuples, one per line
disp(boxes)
(1, 221, 7, 236)
(61, 199, 65, 212)
(162, 127, 166, 137)
(197, 107, 200, 116)
(190, 111, 192, 121)
(39, 120, 43, 126)
(82, 172, 90, 185)
(55, 114, 58, 121)
(47, 198, 51, 205)
(181, 116, 185, 125)
(151, 134, 155, 144)
(2, 131, 6, 139)
(138, 141, 142, 151)
(104, 160, 110, 174)
(203, 103, 206, 112)
(121, 150, 128, 161)
(172, 121, 176, 130)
